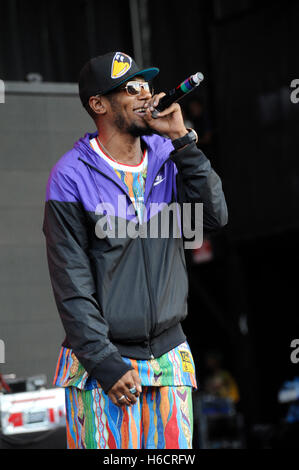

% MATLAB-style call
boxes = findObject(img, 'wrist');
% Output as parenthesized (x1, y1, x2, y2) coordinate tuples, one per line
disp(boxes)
(171, 128, 198, 152)
(167, 128, 188, 141)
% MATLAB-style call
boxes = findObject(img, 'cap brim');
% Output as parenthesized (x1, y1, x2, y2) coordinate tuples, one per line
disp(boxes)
(103, 67, 160, 94)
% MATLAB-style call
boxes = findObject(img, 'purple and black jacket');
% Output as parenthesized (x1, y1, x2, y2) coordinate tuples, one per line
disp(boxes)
(43, 132, 228, 393)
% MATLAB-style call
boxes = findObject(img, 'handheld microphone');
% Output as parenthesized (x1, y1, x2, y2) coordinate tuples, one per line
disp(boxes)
(151, 72, 204, 118)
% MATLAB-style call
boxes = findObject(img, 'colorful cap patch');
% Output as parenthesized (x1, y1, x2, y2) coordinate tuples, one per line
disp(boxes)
(111, 52, 132, 79)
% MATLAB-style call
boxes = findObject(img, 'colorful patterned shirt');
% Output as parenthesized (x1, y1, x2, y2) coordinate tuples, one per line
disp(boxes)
(53, 342, 197, 390)
(90, 137, 147, 223)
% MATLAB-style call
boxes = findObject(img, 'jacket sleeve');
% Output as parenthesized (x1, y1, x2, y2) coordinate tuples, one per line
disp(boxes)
(43, 166, 133, 394)
(170, 142, 228, 231)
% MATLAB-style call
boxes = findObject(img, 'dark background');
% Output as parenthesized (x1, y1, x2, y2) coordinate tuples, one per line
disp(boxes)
(1, 0, 299, 448)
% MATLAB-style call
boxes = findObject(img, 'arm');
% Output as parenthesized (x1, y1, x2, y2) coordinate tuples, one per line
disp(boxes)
(43, 165, 139, 402)
(143, 94, 228, 231)
(171, 142, 228, 231)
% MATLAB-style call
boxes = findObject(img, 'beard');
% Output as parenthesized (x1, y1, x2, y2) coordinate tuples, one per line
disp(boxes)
(108, 96, 155, 137)
(127, 122, 155, 137)
(113, 112, 154, 137)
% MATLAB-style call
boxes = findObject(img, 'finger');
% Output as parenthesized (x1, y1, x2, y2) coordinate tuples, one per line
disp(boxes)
(108, 392, 123, 408)
(144, 92, 166, 111)
(117, 394, 132, 407)
(122, 380, 139, 403)
(131, 371, 142, 394)
(117, 382, 136, 405)
(124, 388, 138, 405)
(126, 373, 141, 397)
(151, 102, 181, 118)
(144, 107, 158, 122)
(129, 386, 139, 398)
(144, 103, 181, 121)
(150, 93, 166, 111)
(129, 382, 141, 396)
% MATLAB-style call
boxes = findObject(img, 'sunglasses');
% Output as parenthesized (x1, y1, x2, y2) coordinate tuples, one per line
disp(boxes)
(119, 81, 154, 96)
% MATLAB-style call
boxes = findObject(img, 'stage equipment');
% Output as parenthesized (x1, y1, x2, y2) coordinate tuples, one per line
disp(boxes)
(0, 388, 65, 435)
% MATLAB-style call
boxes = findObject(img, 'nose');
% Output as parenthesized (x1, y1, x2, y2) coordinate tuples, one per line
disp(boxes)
(138, 85, 152, 101)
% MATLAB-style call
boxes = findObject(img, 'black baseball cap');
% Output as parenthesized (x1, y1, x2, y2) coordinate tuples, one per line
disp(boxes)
(79, 51, 159, 107)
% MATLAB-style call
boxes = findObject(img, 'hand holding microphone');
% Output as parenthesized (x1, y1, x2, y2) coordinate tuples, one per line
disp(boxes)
(143, 72, 204, 141)
(150, 72, 204, 118)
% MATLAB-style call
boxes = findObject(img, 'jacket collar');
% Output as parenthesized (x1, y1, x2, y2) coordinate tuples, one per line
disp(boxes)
(74, 132, 174, 196)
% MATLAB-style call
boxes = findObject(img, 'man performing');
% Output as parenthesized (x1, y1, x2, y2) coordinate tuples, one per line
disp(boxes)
(43, 51, 228, 449)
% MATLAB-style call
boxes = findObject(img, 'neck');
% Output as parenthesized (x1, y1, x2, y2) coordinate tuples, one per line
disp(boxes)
(96, 125, 142, 165)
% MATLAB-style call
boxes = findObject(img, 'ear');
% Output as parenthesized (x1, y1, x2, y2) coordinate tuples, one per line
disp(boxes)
(88, 95, 107, 115)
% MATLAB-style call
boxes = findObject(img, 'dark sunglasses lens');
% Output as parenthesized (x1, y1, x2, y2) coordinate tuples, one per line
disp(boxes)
(127, 84, 140, 95)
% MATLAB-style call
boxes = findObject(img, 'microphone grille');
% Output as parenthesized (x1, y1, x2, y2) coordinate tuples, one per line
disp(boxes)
(192, 72, 204, 84)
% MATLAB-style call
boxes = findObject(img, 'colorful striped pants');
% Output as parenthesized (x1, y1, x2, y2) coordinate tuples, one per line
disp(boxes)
(65, 385, 193, 449)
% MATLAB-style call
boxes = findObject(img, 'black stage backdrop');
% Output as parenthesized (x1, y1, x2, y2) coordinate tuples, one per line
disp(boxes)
(1, 0, 299, 445)
(0, 0, 134, 82)
(210, 1, 299, 240)
(149, 0, 299, 240)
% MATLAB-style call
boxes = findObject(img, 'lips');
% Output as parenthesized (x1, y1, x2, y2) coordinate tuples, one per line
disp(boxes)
(133, 107, 147, 117)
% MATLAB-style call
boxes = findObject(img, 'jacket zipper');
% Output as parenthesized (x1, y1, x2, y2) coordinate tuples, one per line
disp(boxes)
(140, 236, 155, 359)
(142, 156, 172, 359)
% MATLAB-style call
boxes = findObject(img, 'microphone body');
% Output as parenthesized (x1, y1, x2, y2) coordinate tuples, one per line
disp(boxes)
(151, 72, 204, 118)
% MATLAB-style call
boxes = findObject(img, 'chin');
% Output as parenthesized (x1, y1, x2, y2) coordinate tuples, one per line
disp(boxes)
(128, 123, 154, 137)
